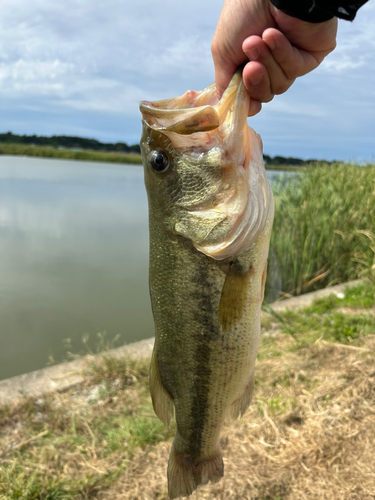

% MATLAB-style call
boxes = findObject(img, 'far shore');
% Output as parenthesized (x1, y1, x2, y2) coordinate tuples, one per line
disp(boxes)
(0, 142, 305, 170)
(0, 142, 143, 165)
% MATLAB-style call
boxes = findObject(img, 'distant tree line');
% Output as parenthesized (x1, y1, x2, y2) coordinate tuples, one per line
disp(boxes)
(263, 154, 328, 166)
(1, 132, 329, 165)
(0, 132, 141, 154)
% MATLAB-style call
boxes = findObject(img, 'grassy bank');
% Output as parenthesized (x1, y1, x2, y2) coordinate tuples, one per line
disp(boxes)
(0, 281, 374, 499)
(0, 143, 143, 165)
(268, 163, 375, 297)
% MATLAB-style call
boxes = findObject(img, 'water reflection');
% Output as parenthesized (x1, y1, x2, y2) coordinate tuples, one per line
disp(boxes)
(0, 156, 287, 380)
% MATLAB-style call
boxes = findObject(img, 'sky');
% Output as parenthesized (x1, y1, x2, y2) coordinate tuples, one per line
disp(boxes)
(1, 0, 374, 161)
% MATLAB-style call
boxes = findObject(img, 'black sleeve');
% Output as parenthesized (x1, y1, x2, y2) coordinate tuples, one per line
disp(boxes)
(270, 0, 369, 22)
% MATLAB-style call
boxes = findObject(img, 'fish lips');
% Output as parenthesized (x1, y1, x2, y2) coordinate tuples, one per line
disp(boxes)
(139, 71, 249, 152)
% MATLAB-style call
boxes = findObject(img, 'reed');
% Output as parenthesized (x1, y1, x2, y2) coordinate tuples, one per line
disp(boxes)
(268, 163, 375, 297)
(0, 142, 143, 165)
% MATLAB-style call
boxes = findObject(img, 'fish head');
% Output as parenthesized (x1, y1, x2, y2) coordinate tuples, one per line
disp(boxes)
(140, 70, 273, 260)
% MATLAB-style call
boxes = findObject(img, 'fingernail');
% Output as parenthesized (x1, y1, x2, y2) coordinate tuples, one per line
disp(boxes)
(267, 38, 276, 51)
(245, 47, 258, 61)
(264, 35, 276, 51)
(250, 74, 263, 86)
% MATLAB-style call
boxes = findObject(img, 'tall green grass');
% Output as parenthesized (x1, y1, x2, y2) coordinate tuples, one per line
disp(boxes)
(0, 143, 143, 165)
(268, 163, 375, 297)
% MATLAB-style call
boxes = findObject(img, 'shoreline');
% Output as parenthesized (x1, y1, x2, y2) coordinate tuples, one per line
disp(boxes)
(0, 280, 360, 406)
(0, 146, 304, 170)
(0, 144, 143, 165)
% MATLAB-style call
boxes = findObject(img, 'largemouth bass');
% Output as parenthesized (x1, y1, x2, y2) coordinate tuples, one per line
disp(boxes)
(139, 70, 274, 499)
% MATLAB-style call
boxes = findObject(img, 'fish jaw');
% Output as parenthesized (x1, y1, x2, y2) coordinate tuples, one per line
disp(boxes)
(140, 70, 273, 261)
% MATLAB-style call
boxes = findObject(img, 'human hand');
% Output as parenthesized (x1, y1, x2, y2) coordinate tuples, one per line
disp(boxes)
(211, 0, 338, 115)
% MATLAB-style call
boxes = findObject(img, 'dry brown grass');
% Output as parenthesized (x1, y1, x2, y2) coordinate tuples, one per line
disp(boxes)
(0, 356, 173, 499)
(100, 334, 375, 500)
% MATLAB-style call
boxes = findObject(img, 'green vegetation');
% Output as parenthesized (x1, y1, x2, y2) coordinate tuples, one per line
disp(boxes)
(260, 281, 375, 361)
(0, 132, 140, 153)
(0, 143, 142, 165)
(268, 163, 375, 297)
(278, 281, 375, 348)
(264, 164, 305, 171)
(263, 154, 331, 167)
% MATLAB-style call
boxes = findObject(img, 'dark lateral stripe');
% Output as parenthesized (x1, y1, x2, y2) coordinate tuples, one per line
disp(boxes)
(187, 256, 216, 459)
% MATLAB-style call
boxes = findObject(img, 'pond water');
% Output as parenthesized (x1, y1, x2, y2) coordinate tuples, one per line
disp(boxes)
(0, 156, 289, 380)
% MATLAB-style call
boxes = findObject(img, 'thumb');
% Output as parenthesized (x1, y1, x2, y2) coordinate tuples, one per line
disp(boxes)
(211, 40, 240, 99)
(214, 62, 238, 99)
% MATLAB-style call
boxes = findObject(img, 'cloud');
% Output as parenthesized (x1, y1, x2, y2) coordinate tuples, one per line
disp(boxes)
(322, 55, 366, 73)
(0, 0, 374, 160)
(0, 0, 217, 115)
(320, 2, 375, 74)
(0, 59, 74, 93)
(266, 99, 326, 118)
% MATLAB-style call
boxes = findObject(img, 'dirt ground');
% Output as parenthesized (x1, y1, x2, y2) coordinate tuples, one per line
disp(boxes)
(99, 334, 375, 500)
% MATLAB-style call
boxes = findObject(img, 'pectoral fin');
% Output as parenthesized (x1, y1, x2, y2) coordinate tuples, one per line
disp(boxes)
(150, 349, 174, 427)
(218, 262, 253, 333)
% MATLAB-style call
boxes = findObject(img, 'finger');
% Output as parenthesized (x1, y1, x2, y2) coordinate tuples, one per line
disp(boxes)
(242, 60, 273, 103)
(248, 98, 262, 117)
(262, 28, 321, 78)
(243, 36, 295, 98)
(212, 52, 239, 100)
(212, 52, 262, 116)
(211, 31, 247, 99)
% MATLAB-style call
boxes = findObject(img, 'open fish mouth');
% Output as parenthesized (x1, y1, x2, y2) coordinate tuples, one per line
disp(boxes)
(140, 71, 249, 153)
(140, 71, 273, 260)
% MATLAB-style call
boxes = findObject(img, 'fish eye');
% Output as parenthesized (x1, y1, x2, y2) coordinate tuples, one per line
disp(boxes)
(149, 149, 170, 173)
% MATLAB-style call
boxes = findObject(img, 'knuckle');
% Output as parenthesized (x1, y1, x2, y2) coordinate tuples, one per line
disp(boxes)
(283, 64, 300, 79)
(271, 81, 290, 95)
(250, 90, 273, 103)
(263, 94, 274, 103)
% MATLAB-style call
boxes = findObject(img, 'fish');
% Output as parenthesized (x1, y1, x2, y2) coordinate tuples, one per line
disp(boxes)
(139, 70, 274, 499)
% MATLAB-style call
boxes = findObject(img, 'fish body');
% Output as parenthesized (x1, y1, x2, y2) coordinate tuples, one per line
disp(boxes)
(140, 71, 274, 499)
